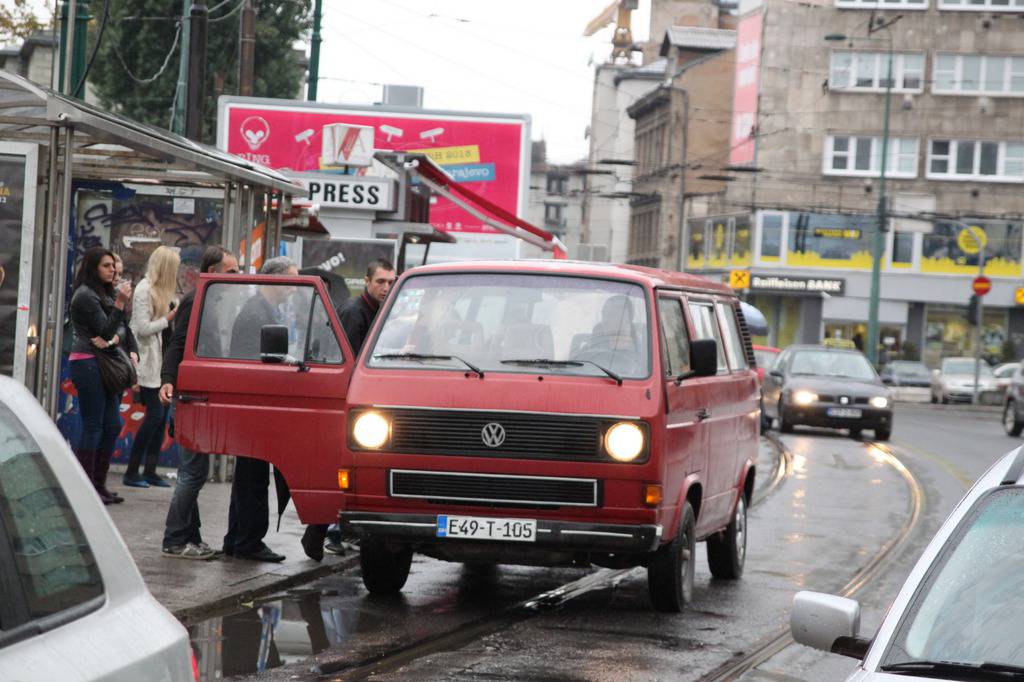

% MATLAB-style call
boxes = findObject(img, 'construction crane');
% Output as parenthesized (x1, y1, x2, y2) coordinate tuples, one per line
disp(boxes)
(583, 0, 639, 63)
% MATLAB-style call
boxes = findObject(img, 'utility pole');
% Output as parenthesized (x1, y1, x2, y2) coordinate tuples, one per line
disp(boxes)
(58, 0, 91, 96)
(172, 0, 191, 134)
(308, 0, 323, 100)
(185, 3, 209, 141)
(238, 0, 256, 96)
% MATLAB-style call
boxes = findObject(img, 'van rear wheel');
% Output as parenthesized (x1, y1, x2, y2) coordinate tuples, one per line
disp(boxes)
(647, 502, 696, 613)
(359, 538, 413, 595)
(707, 493, 747, 580)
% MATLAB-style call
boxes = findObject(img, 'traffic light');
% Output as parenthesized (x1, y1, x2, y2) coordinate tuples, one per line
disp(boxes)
(966, 294, 980, 326)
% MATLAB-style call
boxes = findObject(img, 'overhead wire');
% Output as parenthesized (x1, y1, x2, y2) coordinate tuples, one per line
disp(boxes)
(110, 19, 182, 85)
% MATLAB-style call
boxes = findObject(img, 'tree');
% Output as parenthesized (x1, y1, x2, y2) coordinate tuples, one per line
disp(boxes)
(0, 0, 50, 44)
(88, 0, 311, 141)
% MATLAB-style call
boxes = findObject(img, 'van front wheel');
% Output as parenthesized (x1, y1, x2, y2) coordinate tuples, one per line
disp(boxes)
(707, 493, 747, 580)
(359, 538, 413, 595)
(647, 502, 696, 612)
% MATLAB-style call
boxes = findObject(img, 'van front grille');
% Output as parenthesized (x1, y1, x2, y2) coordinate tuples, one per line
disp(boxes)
(389, 469, 599, 507)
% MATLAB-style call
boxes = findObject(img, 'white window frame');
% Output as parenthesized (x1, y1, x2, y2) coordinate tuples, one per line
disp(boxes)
(824, 135, 919, 179)
(933, 53, 1024, 96)
(829, 51, 925, 93)
(926, 139, 1024, 182)
(938, 0, 1024, 11)
(835, 0, 927, 9)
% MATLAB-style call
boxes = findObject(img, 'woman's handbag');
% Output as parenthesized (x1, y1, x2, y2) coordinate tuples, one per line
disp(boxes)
(94, 346, 137, 394)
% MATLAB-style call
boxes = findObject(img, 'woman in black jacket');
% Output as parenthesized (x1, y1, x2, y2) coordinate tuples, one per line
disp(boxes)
(68, 247, 138, 504)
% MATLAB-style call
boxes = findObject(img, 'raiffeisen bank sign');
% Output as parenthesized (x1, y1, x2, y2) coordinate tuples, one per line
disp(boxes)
(750, 274, 845, 296)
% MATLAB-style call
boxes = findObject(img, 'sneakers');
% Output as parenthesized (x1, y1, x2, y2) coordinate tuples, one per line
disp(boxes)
(162, 543, 218, 560)
(122, 474, 150, 488)
(195, 542, 224, 557)
(144, 474, 171, 488)
(324, 540, 346, 555)
(234, 545, 286, 563)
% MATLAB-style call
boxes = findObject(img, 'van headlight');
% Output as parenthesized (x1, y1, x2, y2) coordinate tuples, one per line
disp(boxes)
(353, 411, 390, 449)
(604, 422, 645, 462)
(869, 396, 889, 409)
(793, 390, 818, 406)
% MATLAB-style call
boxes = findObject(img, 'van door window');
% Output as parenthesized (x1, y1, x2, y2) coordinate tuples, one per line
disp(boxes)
(196, 283, 344, 364)
(687, 301, 729, 373)
(716, 302, 749, 371)
(657, 297, 691, 376)
(0, 403, 103, 633)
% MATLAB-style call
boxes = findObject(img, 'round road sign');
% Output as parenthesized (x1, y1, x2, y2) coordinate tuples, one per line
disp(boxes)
(957, 226, 988, 255)
(973, 275, 992, 296)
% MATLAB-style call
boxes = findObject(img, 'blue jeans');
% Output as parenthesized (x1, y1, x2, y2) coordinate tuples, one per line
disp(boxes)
(162, 445, 210, 549)
(69, 357, 121, 489)
(126, 386, 167, 479)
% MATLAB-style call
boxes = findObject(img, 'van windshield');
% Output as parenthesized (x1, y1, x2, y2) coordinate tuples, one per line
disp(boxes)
(368, 273, 651, 379)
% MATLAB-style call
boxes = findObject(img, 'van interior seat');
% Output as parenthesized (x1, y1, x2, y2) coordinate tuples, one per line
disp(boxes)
(498, 322, 554, 361)
(438, 320, 485, 357)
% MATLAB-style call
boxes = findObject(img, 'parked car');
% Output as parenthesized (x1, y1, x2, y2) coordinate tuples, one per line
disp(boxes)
(930, 356, 1000, 404)
(993, 361, 1020, 394)
(0, 377, 194, 680)
(761, 345, 893, 440)
(754, 345, 781, 432)
(790, 446, 1024, 680)
(1002, 363, 1024, 436)
(878, 361, 932, 403)
(173, 261, 760, 613)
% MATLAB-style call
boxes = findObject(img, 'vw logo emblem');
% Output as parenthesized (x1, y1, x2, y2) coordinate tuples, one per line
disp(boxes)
(840, 396, 850, 405)
(481, 422, 506, 448)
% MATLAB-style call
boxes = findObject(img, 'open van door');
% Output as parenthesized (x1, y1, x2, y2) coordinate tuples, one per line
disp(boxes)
(174, 274, 354, 524)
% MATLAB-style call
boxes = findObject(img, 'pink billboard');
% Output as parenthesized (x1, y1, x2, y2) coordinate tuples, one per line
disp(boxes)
(218, 98, 530, 234)
(730, 11, 763, 166)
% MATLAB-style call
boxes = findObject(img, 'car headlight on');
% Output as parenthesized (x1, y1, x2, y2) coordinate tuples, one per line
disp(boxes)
(869, 396, 889, 409)
(604, 422, 645, 462)
(352, 411, 390, 449)
(793, 390, 818, 406)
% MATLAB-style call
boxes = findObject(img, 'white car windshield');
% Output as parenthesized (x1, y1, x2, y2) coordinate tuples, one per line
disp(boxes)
(943, 360, 993, 376)
(789, 350, 876, 380)
(368, 273, 650, 379)
(883, 488, 1024, 670)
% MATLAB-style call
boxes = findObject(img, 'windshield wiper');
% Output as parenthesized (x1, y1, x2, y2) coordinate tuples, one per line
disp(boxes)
(500, 358, 622, 386)
(374, 353, 484, 378)
(882, 660, 1024, 679)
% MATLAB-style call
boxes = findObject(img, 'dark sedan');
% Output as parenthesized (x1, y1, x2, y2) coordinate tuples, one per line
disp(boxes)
(762, 345, 894, 440)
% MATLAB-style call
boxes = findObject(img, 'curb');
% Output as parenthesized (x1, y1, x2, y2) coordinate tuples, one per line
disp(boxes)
(172, 553, 360, 627)
(895, 402, 1001, 413)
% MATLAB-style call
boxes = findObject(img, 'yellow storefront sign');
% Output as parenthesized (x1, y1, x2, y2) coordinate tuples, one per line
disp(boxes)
(1016, 287, 1024, 306)
(729, 270, 750, 289)
(407, 145, 481, 165)
(956, 226, 987, 255)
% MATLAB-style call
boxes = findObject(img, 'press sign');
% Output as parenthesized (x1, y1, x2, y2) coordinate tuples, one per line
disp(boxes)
(296, 177, 395, 211)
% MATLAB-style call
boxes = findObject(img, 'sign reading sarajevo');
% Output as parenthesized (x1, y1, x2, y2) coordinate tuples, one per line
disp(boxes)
(750, 274, 845, 295)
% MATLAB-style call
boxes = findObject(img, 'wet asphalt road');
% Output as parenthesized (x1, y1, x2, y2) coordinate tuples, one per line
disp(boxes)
(189, 404, 1018, 681)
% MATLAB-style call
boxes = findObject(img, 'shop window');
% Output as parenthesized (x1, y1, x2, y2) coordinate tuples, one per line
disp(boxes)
(708, 219, 731, 267)
(892, 231, 914, 268)
(787, 212, 876, 269)
(687, 219, 708, 269)
(924, 305, 1008, 367)
(733, 215, 753, 266)
(921, 220, 1023, 276)
(760, 214, 783, 260)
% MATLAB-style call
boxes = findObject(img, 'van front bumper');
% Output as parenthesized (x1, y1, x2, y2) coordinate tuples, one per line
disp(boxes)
(339, 512, 663, 554)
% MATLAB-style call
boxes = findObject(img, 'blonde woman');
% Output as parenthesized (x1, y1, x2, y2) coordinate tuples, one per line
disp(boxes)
(125, 246, 180, 488)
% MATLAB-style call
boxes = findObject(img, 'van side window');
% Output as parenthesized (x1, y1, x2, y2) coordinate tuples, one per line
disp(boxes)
(657, 297, 690, 376)
(687, 301, 729, 373)
(716, 302, 748, 371)
(0, 403, 103, 632)
(197, 283, 344, 364)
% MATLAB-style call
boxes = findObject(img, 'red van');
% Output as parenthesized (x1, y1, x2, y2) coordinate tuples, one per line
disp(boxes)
(174, 261, 759, 612)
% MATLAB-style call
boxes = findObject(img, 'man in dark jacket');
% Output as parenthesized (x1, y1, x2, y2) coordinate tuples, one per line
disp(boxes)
(160, 245, 238, 560)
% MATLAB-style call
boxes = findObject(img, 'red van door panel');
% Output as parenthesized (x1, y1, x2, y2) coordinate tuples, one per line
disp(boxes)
(174, 275, 354, 524)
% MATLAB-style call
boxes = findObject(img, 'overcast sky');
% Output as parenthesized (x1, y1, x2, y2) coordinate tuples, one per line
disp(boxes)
(316, 0, 651, 164)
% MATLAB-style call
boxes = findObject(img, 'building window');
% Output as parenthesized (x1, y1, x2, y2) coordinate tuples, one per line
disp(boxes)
(835, 0, 927, 9)
(921, 220, 1023, 276)
(628, 202, 660, 267)
(788, 212, 876, 268)
(635, 111, 669, 176)
(938, 0, 1024, 11)
(760, 214, 783, 260)
(825, 135, 919, 178)
(927, 139, 1024, 181)
(546, 174, 567, 195)
(933, 54, 1024, 95)
(829, 52, 925, 92)
(892, 231, 914, 267)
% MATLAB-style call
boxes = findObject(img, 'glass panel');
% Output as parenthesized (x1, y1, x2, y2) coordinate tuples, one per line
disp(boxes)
(879, 53, 894, 88)
(307, 295, 344, 364)
(717, 302, 748, 370)
(733, 215, 752, 265)
(1011, 57, 1024, 92)
(761, 214, 783, 258)
(922, 220, 1023, 276)
(0, 405, 104, 621)
(855, 137, 873, 171)
(935, 55, 957, 91)
(790, 349, 876, 379)
(985, 56, 1006, 92)
(787, 212, 874, 266)
(902, 54, 924, 89)
(956, 141, 976, 174)
(962, 56, 982, 91)
(856, 55, 876, 87)
(831, 52, 853, 88)
(687, 302, 728, 373)
(979, 142, 999, 175)
(370, 274, 652, 380)
(657, 298, 690, 376)
(197, 283, 315, 361)
(893, 231, 914, 264)
(1004, 143, 1024, 177)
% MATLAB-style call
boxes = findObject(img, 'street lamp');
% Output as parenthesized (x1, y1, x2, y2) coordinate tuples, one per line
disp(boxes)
(825, 20, 899, 366)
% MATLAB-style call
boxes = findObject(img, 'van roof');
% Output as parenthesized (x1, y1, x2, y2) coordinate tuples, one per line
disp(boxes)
(403, 259, 734, 295)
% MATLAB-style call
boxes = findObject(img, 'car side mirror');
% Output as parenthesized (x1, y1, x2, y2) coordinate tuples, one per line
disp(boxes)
(769, 369, 783, 379)
(678, 339, 717, 381)
(790, 591, 870, 660)
(260, 324, 289, 363)
(881, 375, 893, 385)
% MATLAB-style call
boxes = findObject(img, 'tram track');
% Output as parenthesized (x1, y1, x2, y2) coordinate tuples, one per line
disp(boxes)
(698, 440, 925, 682)
(316, 437, 794, 681)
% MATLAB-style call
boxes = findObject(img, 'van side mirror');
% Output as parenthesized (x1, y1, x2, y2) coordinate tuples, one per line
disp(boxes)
(678, 339, 717, 381)
(260, 325, 290, 363)
(790, 591, 870, 660)
(769, 369, 783, 379)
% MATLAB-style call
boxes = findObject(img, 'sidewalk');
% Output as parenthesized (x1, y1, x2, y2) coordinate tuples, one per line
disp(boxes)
(104, 471, 355, 626)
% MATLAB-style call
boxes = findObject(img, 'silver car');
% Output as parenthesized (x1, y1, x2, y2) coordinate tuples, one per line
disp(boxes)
(0, 377, 194, 680)
(930, 356, 999, 404)
(791, 447, 1024, 679)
